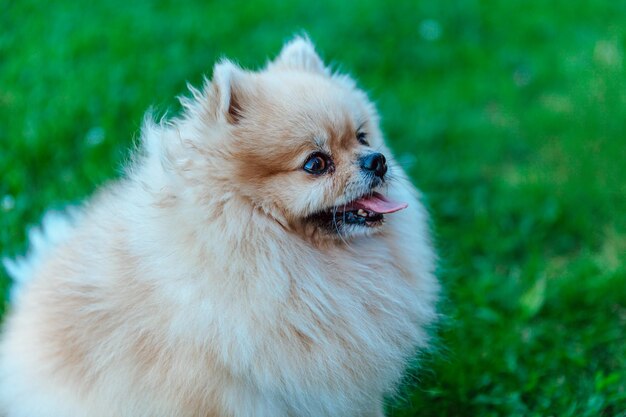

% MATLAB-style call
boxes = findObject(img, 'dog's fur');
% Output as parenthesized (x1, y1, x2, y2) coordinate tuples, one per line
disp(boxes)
(0, 37, 438, 417)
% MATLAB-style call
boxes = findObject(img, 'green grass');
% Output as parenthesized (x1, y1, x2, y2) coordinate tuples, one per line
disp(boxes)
(1, 1, 625, 415)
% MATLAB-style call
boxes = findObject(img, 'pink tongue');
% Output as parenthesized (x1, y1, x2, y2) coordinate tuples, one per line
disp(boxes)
(347, 192, 408, 214)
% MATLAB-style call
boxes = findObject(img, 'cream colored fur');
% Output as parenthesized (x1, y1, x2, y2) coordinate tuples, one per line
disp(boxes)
(0, 37, 438, 417)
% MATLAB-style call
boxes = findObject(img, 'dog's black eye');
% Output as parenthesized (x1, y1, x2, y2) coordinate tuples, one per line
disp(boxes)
(356, 131, 369, 146)
(303, 152, 331, 174)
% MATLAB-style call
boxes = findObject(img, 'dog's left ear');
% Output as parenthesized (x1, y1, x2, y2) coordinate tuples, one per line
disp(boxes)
(268, 36, 327, 75)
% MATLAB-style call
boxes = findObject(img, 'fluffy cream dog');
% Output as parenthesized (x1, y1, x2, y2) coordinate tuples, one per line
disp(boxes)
(0, 37, 438, 417)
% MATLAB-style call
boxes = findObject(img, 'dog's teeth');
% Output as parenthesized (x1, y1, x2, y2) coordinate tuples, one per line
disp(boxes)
(357, 209, 367, 217)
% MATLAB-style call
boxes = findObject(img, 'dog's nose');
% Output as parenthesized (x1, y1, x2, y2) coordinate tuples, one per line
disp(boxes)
(360, 152, 387, 179)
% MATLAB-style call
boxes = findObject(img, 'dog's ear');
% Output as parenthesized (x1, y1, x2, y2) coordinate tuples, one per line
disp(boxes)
(211, 59, 249, 124)
(269, 35, 327, 74)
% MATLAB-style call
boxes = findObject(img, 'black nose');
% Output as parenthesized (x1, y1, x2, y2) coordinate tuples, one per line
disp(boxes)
(360, 152, 387, 178)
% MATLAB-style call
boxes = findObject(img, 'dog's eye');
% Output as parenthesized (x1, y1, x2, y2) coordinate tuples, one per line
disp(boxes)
(356, 131, 369, 146)
(303, 152, 331, 175)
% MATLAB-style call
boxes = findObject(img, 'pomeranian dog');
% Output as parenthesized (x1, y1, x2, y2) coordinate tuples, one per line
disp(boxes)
(0, 36, 438, 417)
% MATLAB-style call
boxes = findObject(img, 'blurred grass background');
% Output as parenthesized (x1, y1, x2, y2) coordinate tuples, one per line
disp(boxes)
(1, 0, 625, 415)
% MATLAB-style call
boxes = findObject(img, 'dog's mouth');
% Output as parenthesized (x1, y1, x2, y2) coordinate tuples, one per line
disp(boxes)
(308, 192, 408, 230)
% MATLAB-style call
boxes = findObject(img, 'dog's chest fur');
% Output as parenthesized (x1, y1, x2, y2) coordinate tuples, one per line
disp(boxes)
(140, 229, 425, 416)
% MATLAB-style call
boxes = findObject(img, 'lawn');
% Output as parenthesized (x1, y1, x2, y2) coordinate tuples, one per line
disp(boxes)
(1, 0, 625, 415)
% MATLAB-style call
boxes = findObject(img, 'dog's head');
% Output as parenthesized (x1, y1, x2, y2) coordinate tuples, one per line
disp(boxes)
(168, 36, 407, 239)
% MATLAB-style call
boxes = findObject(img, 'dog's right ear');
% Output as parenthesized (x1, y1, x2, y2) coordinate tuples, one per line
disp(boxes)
(211, 59, 248, 124)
